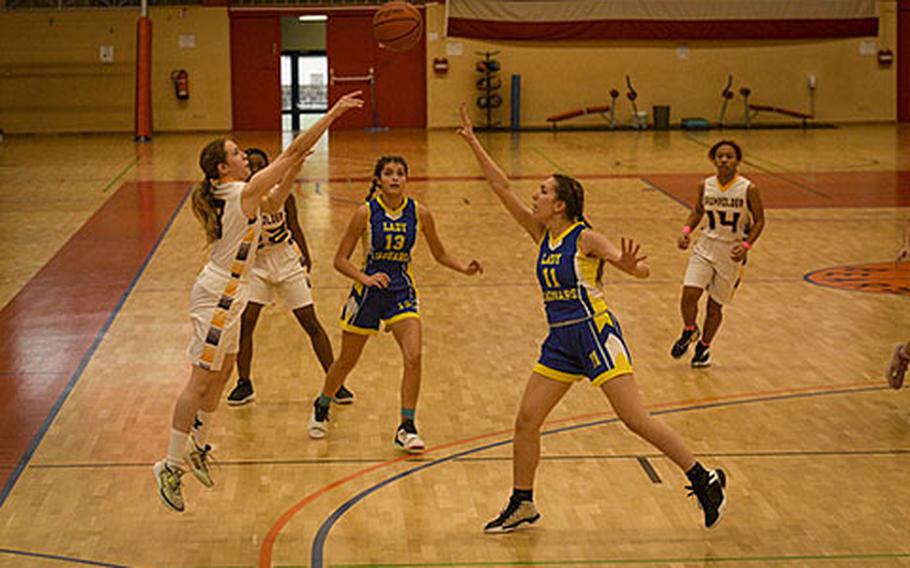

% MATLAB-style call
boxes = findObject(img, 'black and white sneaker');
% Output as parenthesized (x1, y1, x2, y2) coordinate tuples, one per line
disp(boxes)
(333, 385, 355, 405)
(691, 342, 711, 368)
(671, 327, 701, 359)
(227, 378, 255, 406)
(484, 497, 541, 534)
(687, 468, 727, 528)
(308, 399, 330, 439)
(394, 421, 425, 453)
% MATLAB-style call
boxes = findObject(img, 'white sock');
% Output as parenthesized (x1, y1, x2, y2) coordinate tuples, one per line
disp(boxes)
(193, 410, 215, 448)
(166, 429, 189, 468)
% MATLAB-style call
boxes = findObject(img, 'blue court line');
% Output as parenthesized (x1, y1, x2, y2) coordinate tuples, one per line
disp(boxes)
(311, 384, 885, 568)
(639, 177, 691, 209)
(0, 548, 128, 567)
(0, 184, 192, 509)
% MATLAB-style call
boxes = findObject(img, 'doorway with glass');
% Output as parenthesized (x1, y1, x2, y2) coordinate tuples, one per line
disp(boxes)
(281, 51, 328, 131)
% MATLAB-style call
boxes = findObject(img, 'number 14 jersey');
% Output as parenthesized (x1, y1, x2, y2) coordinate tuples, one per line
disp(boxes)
(700, 175, 752, 243)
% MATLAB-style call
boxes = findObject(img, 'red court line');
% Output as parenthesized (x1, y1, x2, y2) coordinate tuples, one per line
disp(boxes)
(0, 181, 190, 493)
(643, 171, 910, 209)
(259, 379, 877, 566)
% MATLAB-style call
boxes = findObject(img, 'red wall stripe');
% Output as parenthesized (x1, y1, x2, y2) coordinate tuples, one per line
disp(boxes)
(447, 17, 879, 41)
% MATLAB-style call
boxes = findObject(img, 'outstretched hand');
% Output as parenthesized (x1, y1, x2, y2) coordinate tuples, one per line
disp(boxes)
(456, 102, 476, 141)
(614, 237, 649, 278)
(330, 90, 365, 116)
(896, 245, 910, 263)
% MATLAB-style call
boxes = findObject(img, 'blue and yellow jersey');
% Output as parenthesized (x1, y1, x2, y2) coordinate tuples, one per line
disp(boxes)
(537, 222, 610, 325)
(361, 195, 419, 292)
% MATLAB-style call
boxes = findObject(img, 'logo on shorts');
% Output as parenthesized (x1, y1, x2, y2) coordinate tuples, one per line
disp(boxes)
(804, 263, 910, 296)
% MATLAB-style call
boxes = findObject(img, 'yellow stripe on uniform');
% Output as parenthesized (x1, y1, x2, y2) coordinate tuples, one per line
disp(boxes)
(533, 363, 584, 383)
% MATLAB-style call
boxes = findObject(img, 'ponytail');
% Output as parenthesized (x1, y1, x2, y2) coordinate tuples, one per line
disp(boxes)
(554, 174, 604, 287)
(579, 214, 605, 286)
(365, 178, 380, 202)
(192, 138, 229, 244)
(191, 179, 221, 244)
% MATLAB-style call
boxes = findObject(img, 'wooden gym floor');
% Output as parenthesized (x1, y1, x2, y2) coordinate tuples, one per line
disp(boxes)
(0, 124, 908, 567)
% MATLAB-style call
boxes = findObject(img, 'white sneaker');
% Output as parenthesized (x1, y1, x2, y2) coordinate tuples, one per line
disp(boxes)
(394, 424, 425, 453)
(308, 400, 329, 439)
(153, 460, 185, 512)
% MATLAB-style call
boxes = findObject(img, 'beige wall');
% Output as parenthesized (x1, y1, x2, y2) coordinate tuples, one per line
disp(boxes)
(0, 2, 899, 133)
(0, 7, 231, 134)
(425, 2, 899, 128)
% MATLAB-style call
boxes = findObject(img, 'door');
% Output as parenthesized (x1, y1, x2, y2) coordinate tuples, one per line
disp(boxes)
(326, 10, 426, 129)
(230, 15, 282, 131)
(282, 52, 329, 131)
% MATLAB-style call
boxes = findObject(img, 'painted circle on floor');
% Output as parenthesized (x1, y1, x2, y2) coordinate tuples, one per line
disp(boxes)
(804, 262, 910, 296)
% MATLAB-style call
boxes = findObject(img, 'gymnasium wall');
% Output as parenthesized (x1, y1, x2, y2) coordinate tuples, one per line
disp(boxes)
(0, 1, 899, 133)
(0, 8, 231, 134)
(425, 2, 899, 128)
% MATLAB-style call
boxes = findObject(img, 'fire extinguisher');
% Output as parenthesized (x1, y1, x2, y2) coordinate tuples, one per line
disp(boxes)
(170, 69, 189, 100)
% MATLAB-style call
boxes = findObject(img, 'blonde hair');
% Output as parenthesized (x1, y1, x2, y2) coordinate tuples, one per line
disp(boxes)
(191, 138, 228, 244)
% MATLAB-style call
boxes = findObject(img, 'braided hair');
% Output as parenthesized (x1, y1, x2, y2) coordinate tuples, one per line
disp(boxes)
(366, 155, 409, 201)
(191, 138, 228, 244)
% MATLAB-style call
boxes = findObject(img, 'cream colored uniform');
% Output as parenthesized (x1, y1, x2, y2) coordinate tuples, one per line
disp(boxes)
(247, 205, 313, 310)
(187, 181, 262, 371)
(683, 174, 752, 305)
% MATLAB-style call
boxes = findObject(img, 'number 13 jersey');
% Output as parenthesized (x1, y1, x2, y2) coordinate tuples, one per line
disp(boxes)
(700, 175, 752, 243)
(362, 195, 419, 292)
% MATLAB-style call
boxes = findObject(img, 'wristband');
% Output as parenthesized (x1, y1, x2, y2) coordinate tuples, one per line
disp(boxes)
(741, 241, 752, 250)
(681, 226, 692, 235)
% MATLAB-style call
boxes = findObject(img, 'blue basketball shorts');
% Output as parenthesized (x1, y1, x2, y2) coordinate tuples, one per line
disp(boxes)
(533, 311, 633, 387)
(339, 284, 419, 335)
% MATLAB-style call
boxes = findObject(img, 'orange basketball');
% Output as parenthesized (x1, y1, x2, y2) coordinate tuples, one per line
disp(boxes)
(373, 1, 422, 52)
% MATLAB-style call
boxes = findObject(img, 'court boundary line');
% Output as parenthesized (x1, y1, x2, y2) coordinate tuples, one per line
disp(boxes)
(0, 547, 127, 568)
(0, 183, 192, 509)
(316, 551, 910, 567)
(307, 384, 886, 568)
(254, 381, 881, 567)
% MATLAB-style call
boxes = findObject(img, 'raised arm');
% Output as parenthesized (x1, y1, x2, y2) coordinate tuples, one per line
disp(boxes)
(678, 182, 706, 250)
(260, 150, 311, 214)
(580, 230, 650, 279)
(334, 205, 390, 289)
(418, 204, 483, 276)
(456, 102, 544, 242)
(240, 91, 363, 217)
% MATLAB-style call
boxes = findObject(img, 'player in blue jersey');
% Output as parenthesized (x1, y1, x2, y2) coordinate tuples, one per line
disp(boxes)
(457, 102, 727, 533)
(307, 155, 483, 452)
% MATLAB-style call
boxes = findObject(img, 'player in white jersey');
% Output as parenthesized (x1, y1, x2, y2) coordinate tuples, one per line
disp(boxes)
(671, 140, 765, 367)
(153, 91, 364, 513)
(225, 149, 353, 407)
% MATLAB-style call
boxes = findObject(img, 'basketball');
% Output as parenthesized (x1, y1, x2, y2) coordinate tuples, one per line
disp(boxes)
(373, 1, 422, 52)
